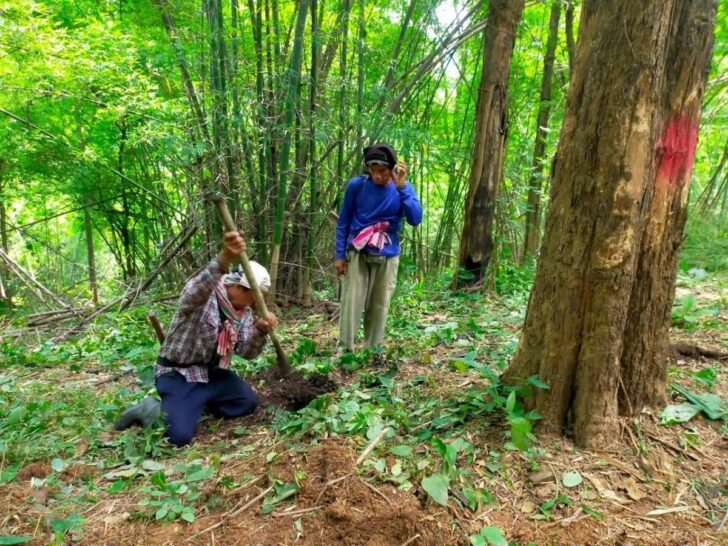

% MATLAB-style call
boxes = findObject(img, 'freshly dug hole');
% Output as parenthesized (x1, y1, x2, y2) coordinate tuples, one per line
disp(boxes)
(250, 368, 337, 410)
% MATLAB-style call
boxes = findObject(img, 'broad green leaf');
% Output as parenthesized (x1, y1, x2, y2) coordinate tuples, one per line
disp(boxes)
(0, 538, 32, 545)
(508, 416, 532, 451)
(479, 526, 508, 546)
(388, 445, 412, 458)
(108, 480, 126, 493)
(372, 458, 386, 473)
(141, 460, 165, 472)
(505, 391, 516, 414)
(186, 467, 214, 482)
(7, 407, 25, 426)
(50, 514, 83, 533)
(673, 385, 728, 420)
(562, 471, 583, 488)
(421, 474, 449, 506)
(660, 403, 700, 425)
(527, 375, 550, 390)
(180, 507, 195, 523)
(691, 367, 717, 389)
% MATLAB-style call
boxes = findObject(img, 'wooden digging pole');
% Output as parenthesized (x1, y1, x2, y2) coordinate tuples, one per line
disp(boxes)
(210, 194, 292, 378)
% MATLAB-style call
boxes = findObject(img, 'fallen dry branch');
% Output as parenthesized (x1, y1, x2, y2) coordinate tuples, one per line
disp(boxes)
(645, 505, 694, 516)
(358, 476, 392, 505)
(400, 533, 421, 546)
(356, 427, 390, 466)
(313, 473, 352, 505)
(271, 505, 323, 518)
(718, 509, 728, 531)
(671, 342, 728, 361)
(647, 433, 700, 462)
(94, 368, 135, 387)
(189, 485, 273, 540)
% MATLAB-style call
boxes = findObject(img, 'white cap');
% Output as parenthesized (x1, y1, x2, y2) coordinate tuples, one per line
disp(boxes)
(223, 261, 271, 293)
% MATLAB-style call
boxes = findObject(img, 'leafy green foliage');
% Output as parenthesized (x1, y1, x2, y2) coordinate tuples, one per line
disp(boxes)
(49, 513, 85, 544)
(661, 403, 701, 425)
(262, 481, 300, 514)
(137, 463, 215, 523)
(671, 293, 721, 330)
(421, 474, 449, 506)
(670, 385, 728, 421)
(470, 526, 508, 546)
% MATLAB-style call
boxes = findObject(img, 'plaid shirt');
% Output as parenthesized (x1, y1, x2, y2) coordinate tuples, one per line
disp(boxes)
(155, 261, 268, 383)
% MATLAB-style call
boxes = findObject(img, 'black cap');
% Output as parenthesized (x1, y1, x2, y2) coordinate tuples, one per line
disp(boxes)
(363, 143, 398, 169)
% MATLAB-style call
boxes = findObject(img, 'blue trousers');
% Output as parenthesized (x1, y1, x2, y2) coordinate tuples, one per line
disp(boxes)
(156, 368, 258, 446)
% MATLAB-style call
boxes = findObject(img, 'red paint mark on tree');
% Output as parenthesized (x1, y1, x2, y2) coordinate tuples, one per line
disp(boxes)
(655, 114, 698, 187)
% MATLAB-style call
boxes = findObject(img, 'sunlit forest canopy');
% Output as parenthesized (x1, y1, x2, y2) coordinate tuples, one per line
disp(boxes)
(1, 0, 722, 307)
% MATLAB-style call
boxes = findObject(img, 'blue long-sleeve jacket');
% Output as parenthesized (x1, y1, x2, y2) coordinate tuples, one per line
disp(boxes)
(335, 174, 423, 260)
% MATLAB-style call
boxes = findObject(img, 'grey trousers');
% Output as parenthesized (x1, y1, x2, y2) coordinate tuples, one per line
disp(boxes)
(338, 250, 399, 351)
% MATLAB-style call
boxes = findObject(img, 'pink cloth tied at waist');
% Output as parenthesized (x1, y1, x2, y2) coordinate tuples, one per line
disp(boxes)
(352, 221, 391, 251)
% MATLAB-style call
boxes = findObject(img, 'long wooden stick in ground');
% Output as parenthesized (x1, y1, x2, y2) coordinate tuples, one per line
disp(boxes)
(211, 194, 291, 377)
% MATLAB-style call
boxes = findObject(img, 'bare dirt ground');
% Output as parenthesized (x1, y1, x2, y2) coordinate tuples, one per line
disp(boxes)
(1, 293, 726, 546)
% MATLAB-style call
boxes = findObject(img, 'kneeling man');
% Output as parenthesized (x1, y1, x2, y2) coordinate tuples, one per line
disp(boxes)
(116, 231, 277, 446)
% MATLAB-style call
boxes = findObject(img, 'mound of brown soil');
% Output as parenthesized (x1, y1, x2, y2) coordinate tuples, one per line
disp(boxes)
(17, 461, 51, 481)
(283, 442, 450, 546)
(250, 368, 338, 411)
(79, 442, 454, 546)
(199, 441, 452, 546)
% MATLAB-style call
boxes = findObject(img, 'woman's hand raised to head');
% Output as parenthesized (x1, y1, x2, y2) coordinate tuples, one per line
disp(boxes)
(394, 160, 408, 189)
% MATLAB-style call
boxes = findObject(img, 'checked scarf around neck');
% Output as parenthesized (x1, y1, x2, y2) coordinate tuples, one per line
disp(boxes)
(214, 278, 247, 367)
(352, 221, 391, 252)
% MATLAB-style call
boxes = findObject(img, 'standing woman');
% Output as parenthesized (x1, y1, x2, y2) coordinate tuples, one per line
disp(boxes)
(335, 143, 423, 352)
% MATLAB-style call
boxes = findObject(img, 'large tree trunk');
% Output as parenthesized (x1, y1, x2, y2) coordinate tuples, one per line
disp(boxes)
(619, 0, 717, 415)
(456, 0, 525, 285)
(522, 0, 560, 260)
(504, 0, 717, 448)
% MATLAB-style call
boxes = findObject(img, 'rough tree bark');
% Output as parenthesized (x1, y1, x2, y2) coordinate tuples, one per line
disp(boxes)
(456, 0, 525, 285)
(619, 0, 718, 415)
(504, 0, 717, 448)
